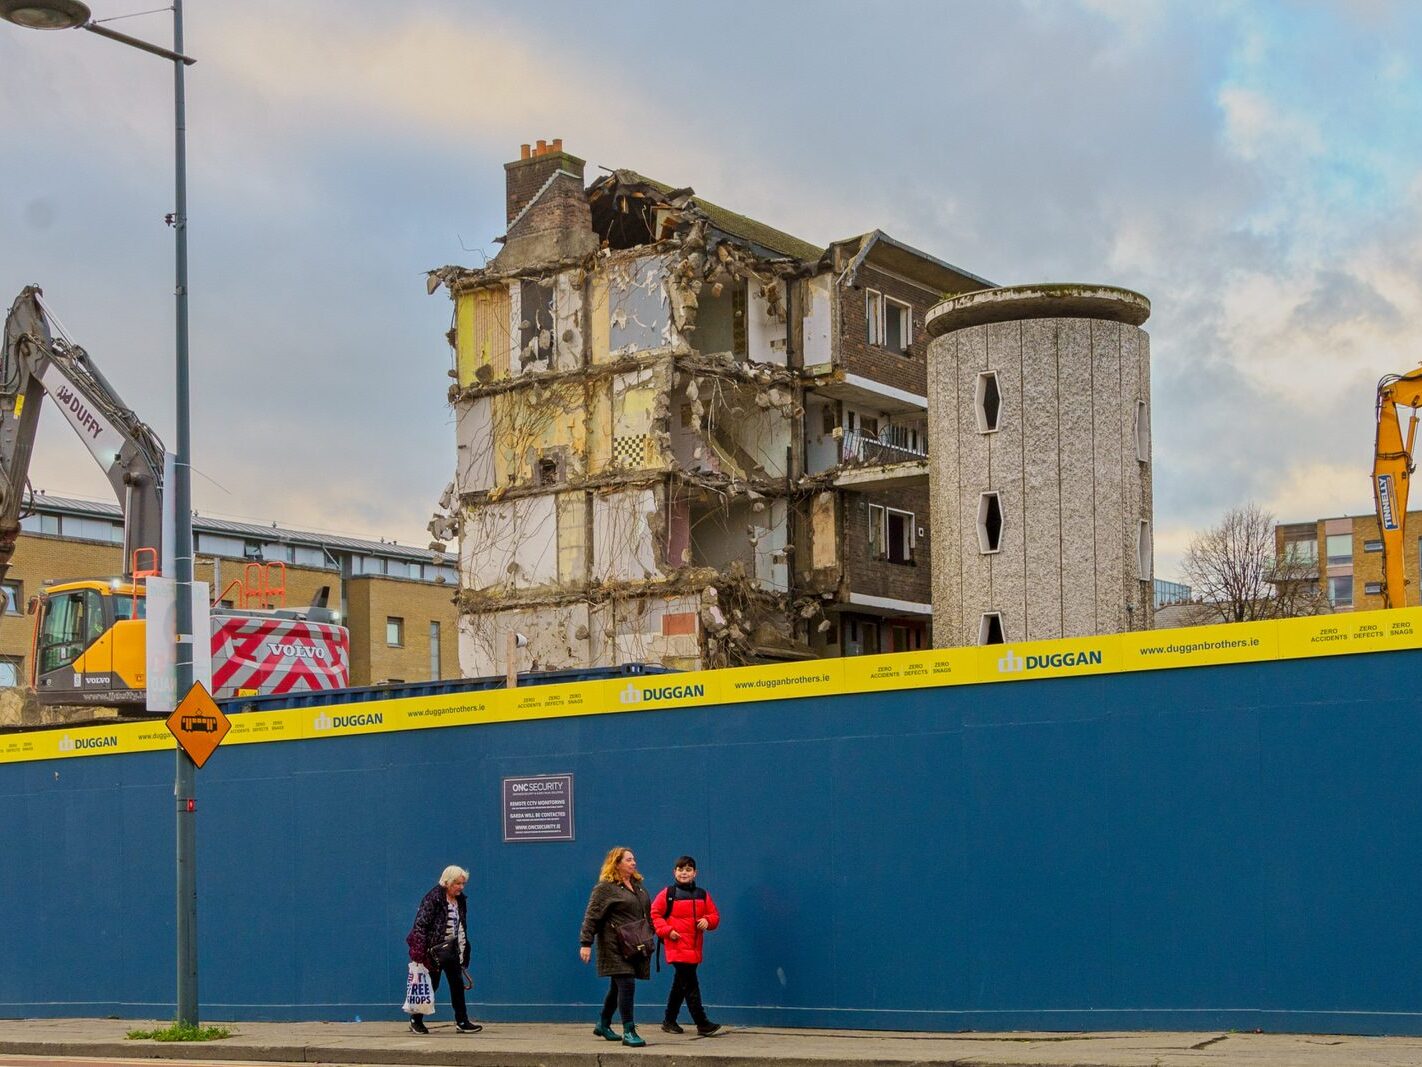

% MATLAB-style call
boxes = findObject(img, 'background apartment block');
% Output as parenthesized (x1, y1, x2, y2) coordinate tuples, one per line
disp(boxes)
(428, 142, 992, 675)
(0, 494, 459, 687)
(1276, 511, 1422, 612)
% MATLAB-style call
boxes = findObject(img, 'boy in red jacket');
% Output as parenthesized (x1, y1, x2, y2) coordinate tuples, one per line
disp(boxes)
(650, 855, 722, 1035)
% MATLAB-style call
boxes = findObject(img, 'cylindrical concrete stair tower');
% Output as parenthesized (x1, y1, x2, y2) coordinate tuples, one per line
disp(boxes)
(924, 284, 1154, 647)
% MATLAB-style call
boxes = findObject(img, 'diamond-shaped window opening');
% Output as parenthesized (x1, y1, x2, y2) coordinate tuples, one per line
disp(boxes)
(1137, 519, 1152, 579)
(1134, 400, 1149, 463)
(979, 612, 1005, 645)
(977, 491, 1003, 554)
(975, 371, 1002, 433)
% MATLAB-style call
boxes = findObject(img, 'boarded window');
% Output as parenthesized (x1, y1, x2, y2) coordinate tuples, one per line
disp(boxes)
(1137, 520, 1152, 579)
(1134, 400, 1149, 462)
(866, 290, 883, 345)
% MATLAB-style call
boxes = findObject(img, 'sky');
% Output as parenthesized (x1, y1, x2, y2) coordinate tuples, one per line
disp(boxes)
(2, 0, 1421, 581)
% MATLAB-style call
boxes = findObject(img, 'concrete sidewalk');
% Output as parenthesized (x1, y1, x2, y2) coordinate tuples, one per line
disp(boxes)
(1, 1019, 1422, 1067)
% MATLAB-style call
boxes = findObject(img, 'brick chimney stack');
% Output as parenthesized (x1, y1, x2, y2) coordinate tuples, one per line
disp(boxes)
(505, 137, 580, 225)
(494, 140, 596, 270)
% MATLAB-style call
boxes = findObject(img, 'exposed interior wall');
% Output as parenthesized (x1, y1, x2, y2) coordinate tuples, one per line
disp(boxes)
(688, 495, 788, 592)
(457, 602, 591, 676)
(746, 276, 787, 365)
(803, 395, 840, 475)
(802, 273, 833, 366)
(460, 495, 559, 592)
(592, 487, 665, 583)
(455, 398, 496, 493)
(608, 254, 677, 356)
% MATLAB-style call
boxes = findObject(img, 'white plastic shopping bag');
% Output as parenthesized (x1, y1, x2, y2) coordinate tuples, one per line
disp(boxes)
(402, 961, 436, 1016)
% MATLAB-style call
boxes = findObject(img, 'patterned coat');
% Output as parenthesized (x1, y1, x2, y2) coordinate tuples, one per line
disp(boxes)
(579, 879, 652, 978)
(406, 884, 470, 969)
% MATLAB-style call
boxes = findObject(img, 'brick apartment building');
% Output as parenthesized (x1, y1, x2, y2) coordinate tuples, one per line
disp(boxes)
(0, 493, 460, 687)
(1276, 511, 1422, 612)
(427, 141, 993, 674)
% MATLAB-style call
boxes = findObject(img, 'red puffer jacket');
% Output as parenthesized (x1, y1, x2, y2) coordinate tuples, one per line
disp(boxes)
(650, 883, 720, 964)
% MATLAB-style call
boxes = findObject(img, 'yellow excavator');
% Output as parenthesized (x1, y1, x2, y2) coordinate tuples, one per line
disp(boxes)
(1372, 368, 1422, 608)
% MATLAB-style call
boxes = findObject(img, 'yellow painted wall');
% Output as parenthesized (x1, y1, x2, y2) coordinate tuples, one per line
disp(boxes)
(455, 286, 511, 388)
(489, 381, 587, 487)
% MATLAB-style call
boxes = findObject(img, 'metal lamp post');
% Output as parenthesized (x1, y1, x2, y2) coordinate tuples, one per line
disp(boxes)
(0, 0, 200, 1026)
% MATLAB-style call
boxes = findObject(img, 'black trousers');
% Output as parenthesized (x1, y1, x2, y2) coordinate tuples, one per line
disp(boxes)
(600, 974, 636, 1026)
(410, 960, 469, 1025)
(665, 962, 708, 1025)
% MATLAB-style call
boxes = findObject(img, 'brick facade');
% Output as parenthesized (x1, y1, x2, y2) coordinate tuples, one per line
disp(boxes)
(345, 574, 458, 685)
(841, 485, 932, 606)
(836, 265, 936, 397)
(503, 149, 586, 225)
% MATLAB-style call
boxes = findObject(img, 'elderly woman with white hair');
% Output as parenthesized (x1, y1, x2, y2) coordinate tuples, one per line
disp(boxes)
(405, 865, 481, 1034)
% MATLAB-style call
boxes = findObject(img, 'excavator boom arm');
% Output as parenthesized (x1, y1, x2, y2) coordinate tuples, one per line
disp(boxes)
(1373, 369, 1422, 608)
(0, 286, 166, 587)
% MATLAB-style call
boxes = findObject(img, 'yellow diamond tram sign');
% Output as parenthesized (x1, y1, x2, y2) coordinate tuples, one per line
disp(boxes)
(166, 682, 231, 769)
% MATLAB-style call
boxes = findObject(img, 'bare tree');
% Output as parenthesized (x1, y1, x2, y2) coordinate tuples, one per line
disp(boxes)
(1179, 503, 1331, 623)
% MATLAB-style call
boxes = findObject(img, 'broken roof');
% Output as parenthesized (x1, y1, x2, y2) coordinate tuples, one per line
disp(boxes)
(588, 170, 826, 263)
(832, 230, 995, 296)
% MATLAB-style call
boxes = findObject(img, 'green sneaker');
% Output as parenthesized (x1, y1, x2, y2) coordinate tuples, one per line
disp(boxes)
(593, 1020, 620, 1041)
(622, 1024, 646, 1047)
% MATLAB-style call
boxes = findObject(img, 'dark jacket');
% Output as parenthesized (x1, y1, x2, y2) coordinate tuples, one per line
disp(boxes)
(579, 879, 652, 979)
(407, 885, 469, 969)
(651, 883, 719, 964)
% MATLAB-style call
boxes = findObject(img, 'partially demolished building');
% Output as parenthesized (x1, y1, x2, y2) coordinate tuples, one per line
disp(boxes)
(428, 141, 992, 675)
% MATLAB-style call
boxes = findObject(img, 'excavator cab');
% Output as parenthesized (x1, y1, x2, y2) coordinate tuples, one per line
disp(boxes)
(30, 580, 147, 705)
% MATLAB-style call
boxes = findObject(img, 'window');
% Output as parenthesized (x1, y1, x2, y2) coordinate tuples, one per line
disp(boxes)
(979, 612, 1005, 645)
(865, 290, 911, 353)
(112, 595, 147, 621)
(1328, 575, 1353, 608)
(1134, 400, 1149, 462)
(429, 621, 441, 680)
(869, 505, 914, 563)
(293, 545, 328, 568)
(1282, 538, 1317, 565)
(37, 589, 105, 675)
(977, 492, 1003, 553)
(1325, 534, 1352, 566)
(386, 617, 404, 647)
(20, 512, 59, 535)
(197, 532, 245, 557)
(1, 580, 21, 615)
(1365, 581, 1384, 595)
(1364, 540, 1383, 553)
(1137, 520, 1152, 579)
(885, 508, 913, 564)
(889, 625, 924, 652)
(62, 516, 122, 543)
(860, 620, 880, 655)
(0, 656, 20, 687)
(975, 372, 1002, 433)
(884, 298, 911, 353)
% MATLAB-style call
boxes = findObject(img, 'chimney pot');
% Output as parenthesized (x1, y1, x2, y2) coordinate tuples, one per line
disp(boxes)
(520, 143, 531, 160)
(536, 139, 548, 154)
(552, 138, 563, 152)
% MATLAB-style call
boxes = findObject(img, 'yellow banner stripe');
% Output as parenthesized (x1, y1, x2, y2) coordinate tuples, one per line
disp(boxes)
(5, 607, 1419, 766)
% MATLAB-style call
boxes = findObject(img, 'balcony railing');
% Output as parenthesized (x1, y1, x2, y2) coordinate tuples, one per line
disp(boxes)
(841, 428, 928, 467)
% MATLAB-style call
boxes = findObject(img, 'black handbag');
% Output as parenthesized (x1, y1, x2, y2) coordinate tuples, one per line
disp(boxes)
(430, 933, 461, 969)
(614, 916, 657, 960)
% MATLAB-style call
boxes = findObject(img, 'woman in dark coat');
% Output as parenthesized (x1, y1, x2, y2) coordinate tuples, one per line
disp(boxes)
(579, 845, 653, 1047)
(406, 865, 481, 1035)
